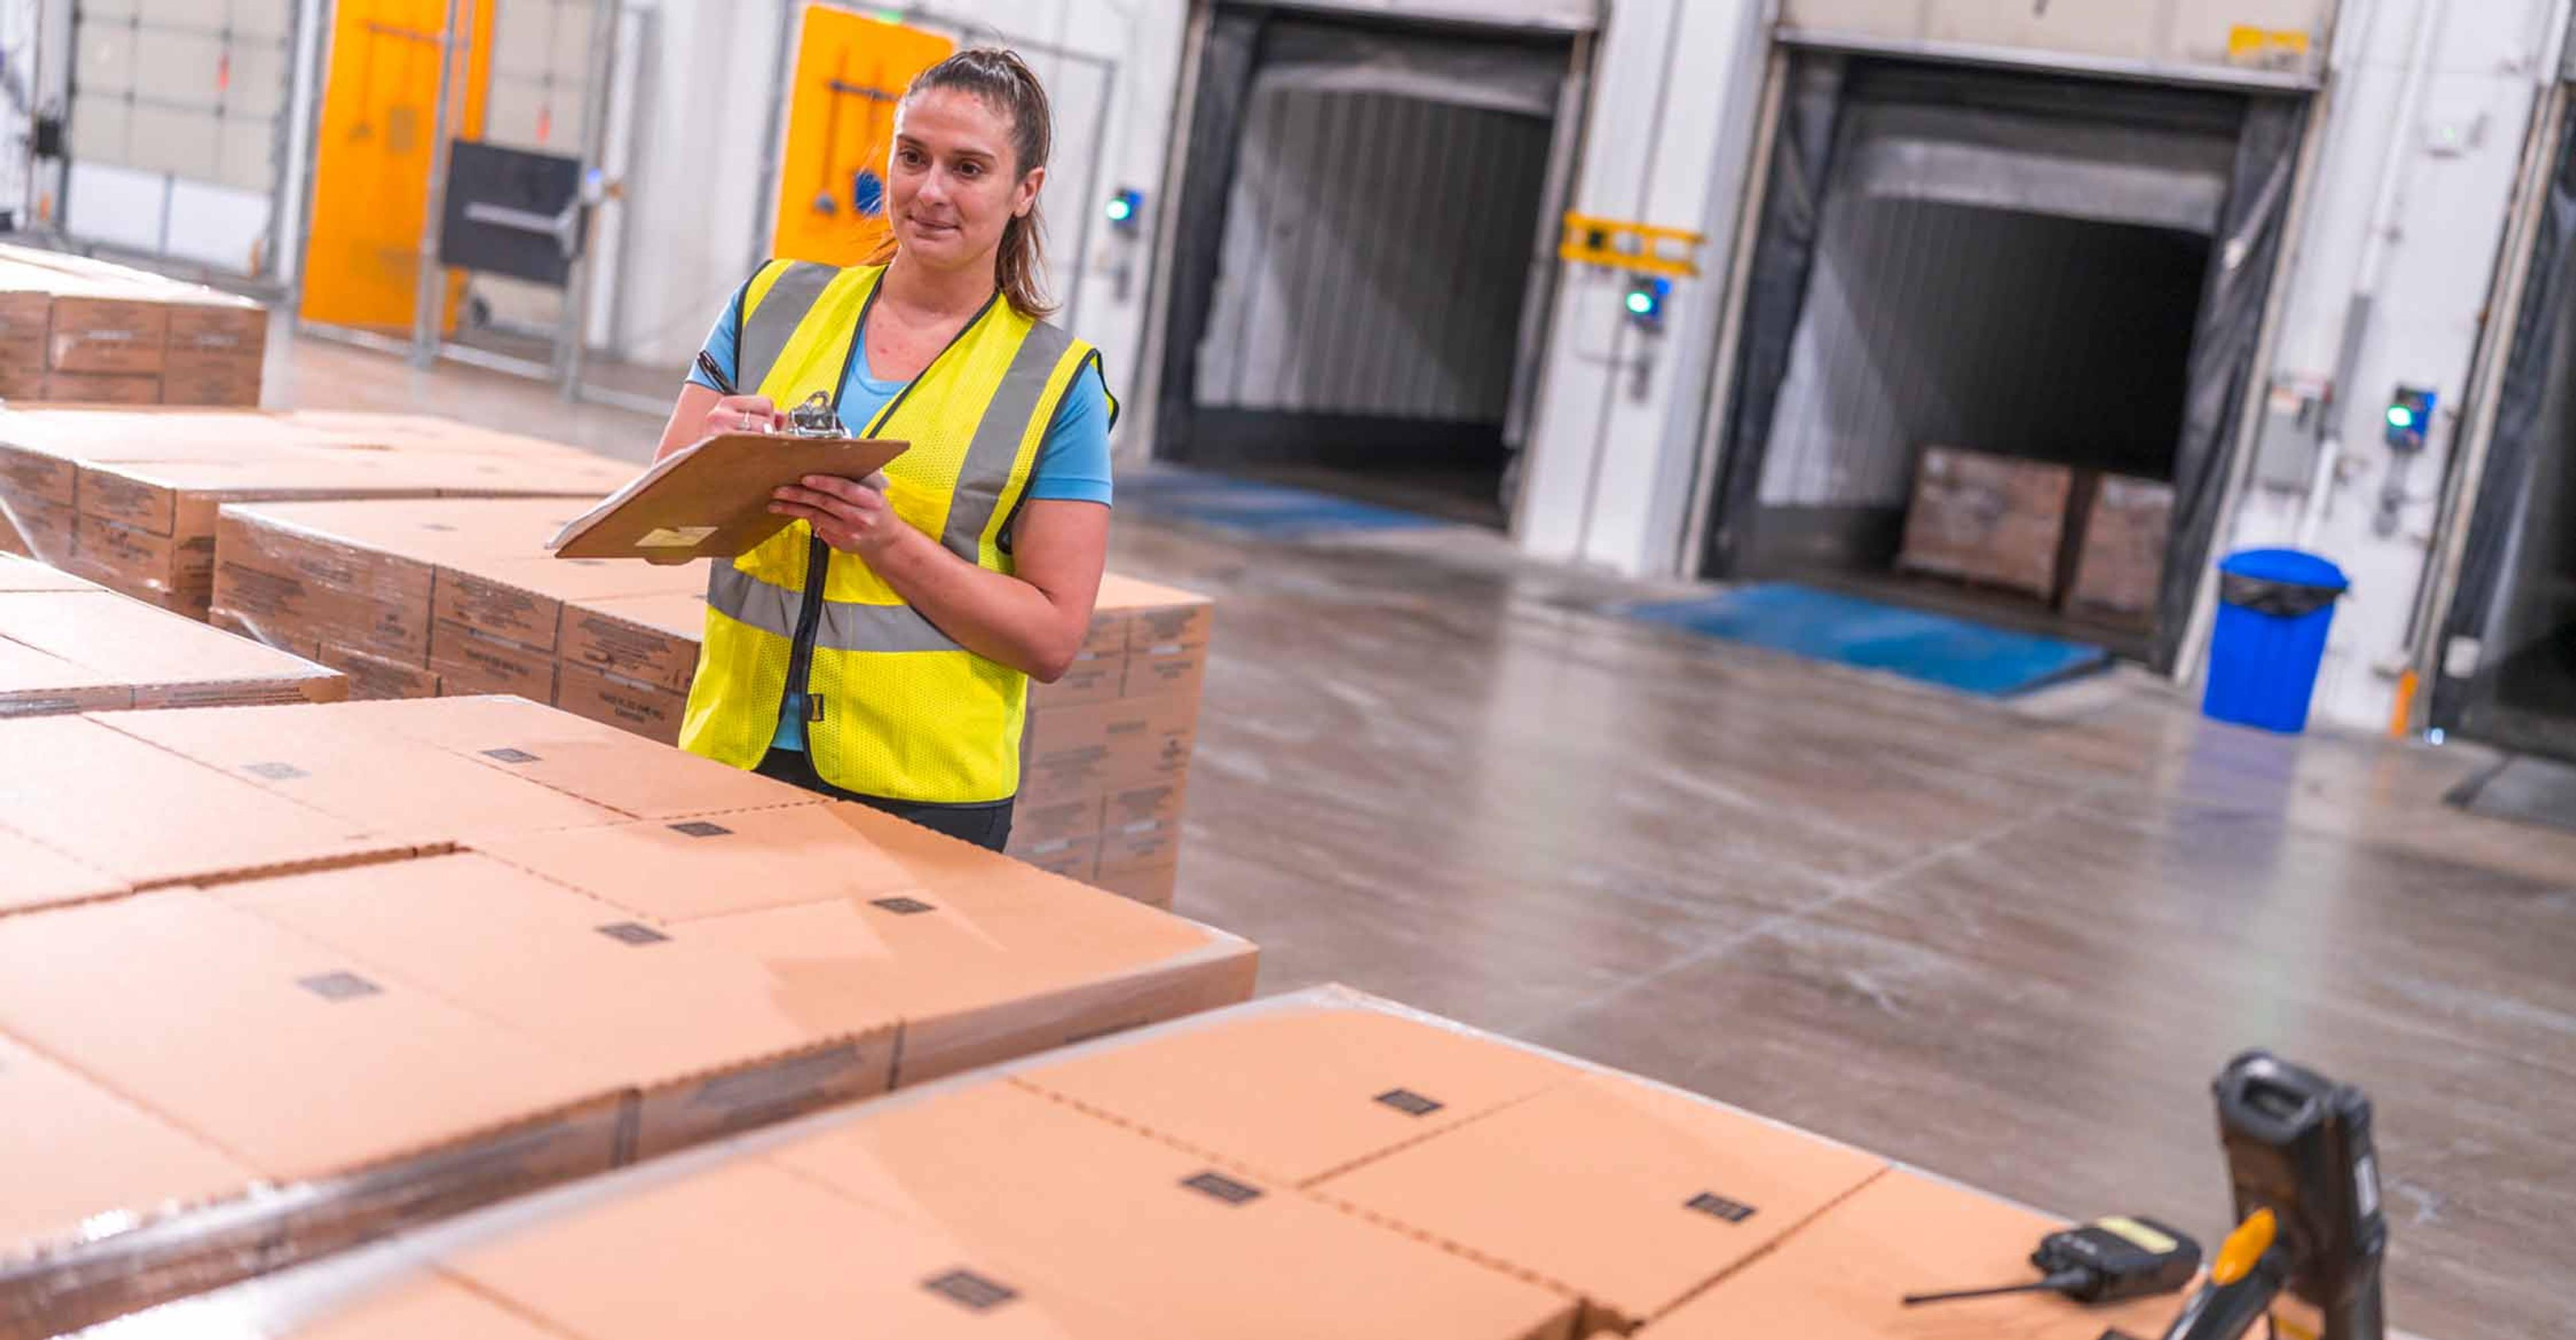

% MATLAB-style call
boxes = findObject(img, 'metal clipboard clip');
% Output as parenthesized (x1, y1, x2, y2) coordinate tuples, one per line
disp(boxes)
(787, 391, 842, 437)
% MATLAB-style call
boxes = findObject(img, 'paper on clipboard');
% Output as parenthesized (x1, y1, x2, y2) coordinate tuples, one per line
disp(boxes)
(546, 432, 909, 564)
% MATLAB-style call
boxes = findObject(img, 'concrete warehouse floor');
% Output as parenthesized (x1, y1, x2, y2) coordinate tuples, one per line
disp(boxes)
(274, 331, 2576, 1340)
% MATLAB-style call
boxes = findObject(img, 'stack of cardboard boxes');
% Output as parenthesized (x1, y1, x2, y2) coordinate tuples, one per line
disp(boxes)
(0, 694, 1258, 1337)
(1897, 446, 2075, 599)
(0, 244, 269, 407)
(2065, 474, 2176, 625)
(0, 554, 343, 714)
(212, 497, 704, 719)
(1011, 574, 1212, 909)
(20, 988, 2188, 1340)
(0, 409, 634, 616)
(1898, 445, 2178, 629)
(213, 498, 1217, 908)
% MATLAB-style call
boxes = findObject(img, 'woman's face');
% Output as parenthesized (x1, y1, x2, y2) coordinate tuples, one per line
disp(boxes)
(888, 88, 1041, 273)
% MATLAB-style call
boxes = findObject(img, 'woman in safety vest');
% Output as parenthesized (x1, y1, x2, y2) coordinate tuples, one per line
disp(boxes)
(654, 48, 1115, 853)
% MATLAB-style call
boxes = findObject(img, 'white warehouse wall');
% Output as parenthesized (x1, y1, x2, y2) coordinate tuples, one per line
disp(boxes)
(602, 0, 1189, 427)
(2226, 0, 2567, 732)
(1516, 0, 1771, 574)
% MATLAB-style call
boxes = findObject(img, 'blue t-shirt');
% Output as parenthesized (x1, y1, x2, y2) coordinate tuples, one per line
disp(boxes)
(688, 285, 1114, 752)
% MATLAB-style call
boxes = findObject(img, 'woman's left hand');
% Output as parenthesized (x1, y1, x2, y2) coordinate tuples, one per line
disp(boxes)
(771, 474, 907, 559)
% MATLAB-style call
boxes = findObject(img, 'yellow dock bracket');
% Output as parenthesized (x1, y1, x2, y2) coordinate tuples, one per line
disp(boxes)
(1558, 213, 1704, 278)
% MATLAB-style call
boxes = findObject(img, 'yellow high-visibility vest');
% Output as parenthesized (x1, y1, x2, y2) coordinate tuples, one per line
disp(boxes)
(679, 260, 1108, 803)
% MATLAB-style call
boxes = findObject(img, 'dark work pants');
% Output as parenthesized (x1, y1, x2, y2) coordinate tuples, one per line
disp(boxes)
(755, 747, 1015, 852)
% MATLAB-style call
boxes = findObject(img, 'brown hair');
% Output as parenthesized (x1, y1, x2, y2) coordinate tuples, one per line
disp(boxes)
(865, 47, 1057, 319)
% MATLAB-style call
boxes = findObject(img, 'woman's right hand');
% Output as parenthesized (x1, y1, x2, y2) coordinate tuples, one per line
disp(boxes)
(705, 395, 787, 437)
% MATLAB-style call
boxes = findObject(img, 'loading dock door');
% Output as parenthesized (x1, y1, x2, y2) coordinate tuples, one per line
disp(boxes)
(2432, 92, 2576, 764)
(1157, 7, 1574, 527)
(1700, 56, 2306, 670)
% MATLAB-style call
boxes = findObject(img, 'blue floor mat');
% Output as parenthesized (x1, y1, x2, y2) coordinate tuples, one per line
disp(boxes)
(1117, 470, 1443, 539)
(1616, 583, 2110, 698)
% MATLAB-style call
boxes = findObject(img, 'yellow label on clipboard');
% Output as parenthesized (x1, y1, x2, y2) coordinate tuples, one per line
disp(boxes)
(636, 526, 720, 549)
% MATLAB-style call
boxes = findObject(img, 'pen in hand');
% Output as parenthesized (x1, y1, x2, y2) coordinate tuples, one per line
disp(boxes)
(695, 350, 738, 397)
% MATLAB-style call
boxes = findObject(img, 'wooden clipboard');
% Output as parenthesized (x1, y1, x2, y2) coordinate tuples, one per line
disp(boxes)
(546, 433, 910, 564)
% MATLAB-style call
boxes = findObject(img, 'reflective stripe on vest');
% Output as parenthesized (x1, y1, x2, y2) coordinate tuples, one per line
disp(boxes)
(678, 260, 1102, 803)
(706, 564, 958, 653)
(738, 260, 838, 392)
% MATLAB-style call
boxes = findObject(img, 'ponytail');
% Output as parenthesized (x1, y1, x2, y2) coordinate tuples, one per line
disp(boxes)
(868, 47, 1057, 319)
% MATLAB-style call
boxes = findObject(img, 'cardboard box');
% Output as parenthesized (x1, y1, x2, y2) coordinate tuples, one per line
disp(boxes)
(218, 853, 899, 1159)
(164, 301, 268, 364)
(79, 458, 421, 535)
(444, 1160, 1156, 1340)
(1018, 750, 1109, 809)
(433, 564, 570, 652)
(201, 695, 818, 821)
(69, 511, 209, 611)
(0, 421, 627, 619)
(558, 590, 706, 693)
(480, 802, 1260, 1083)
(0, 497, 71, 564)
(0, 827, 125, 917)
(0, 894, 632, 1339)
(0, 438, 76, 508)
(212, 499, 693, 678)
(1103, 692, 1199, 789)
(1123, 641, 1208, 701)
(1012, 831, 1099, 881)
(1898, 448, 2074, 599)
(40, 372, 162, 405)
(1105, 777, 1185, 831)
(211, 605, 313, 655)
(0, 361, 45, 401)
(94, 703, 626, 843)
(1097, 817, 1181, 874)
(0, 1031, 276, 1340)
(0, 554, 91, 591)
(1316, 1076, 1890, 1332)
(553, 663, 687, 745)
(319, 643, 441, 699)
(1023, 699, 1113, 792)
(1091, 860, 1177, 909)
(1011, 994, 1578, 1188)
(2068, 474, 2174, 623)
(1631, 1170, 2181, 1340)
(0, 635, 131, 716)
(214, 507, 440, 662)
(0, 287, 49, 349)
(0, 888, 628, 1202)
(1027, 647, 1123, 709)
(0, 714, 405, 892)
(769, 1080, 1577, 1340)
(160, 350, 266, 408)
(469, 801, 933, 925)
(1096, 573, 1215, 649)
(1076, 599, 1132, 658)
(0, 584, 344, 710)
(689, 853, 1258, 1082)
(1009, 792, 1104, 847)
(431, 619, 557, 703)
(47, 296, 170, 374)
(0, 1029, 255, 1264)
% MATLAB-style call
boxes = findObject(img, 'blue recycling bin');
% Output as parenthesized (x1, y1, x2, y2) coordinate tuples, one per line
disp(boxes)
(2202, 548, 2349, 733)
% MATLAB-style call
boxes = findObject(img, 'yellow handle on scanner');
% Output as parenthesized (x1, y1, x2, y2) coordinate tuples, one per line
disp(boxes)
(2210, 1208, 2278, 1286)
